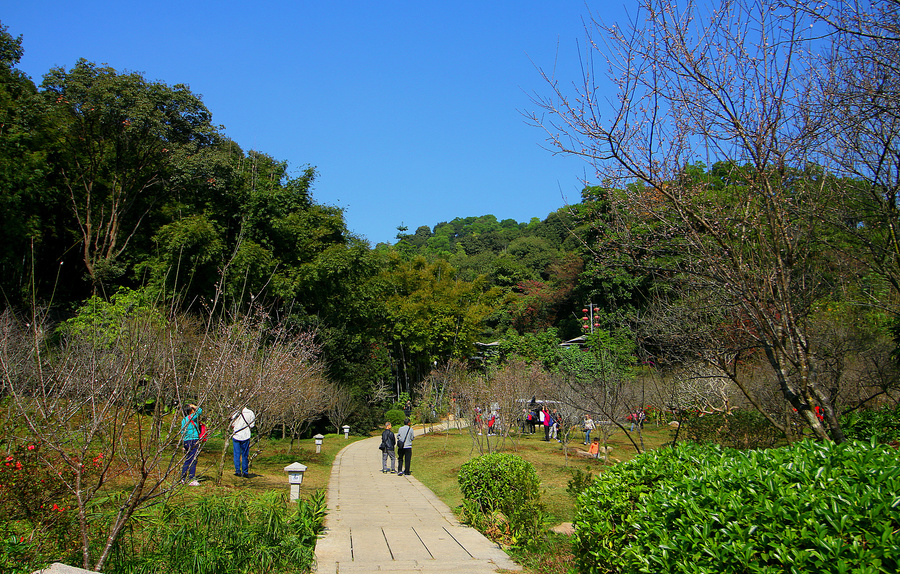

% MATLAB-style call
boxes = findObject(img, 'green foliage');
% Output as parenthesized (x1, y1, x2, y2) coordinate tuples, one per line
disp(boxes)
(840, 404, 900, 444)
(384, 409, 406, 428)
(106, 490, 327, 574)
(499, 328, 565, 369)
(458, 453, 544, 546)
(574, 440, 900, 574)
(565, 468, 595, 502)
(58, 287, 164, 347)
(680, 409, 783, 450)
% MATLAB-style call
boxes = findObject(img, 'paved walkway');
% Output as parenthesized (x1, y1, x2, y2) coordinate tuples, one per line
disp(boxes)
(314, 425, 520, 573)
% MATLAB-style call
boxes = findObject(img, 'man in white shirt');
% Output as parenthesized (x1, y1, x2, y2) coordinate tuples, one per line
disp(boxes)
(231, 406, 255, 477)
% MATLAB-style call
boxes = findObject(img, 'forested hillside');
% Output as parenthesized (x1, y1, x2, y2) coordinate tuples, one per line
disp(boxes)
(1, 12, 898, 443)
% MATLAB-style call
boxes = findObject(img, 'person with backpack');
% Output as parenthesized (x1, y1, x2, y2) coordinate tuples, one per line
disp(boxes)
(179, 403, 203, 486)
(379, 421, 397, 473)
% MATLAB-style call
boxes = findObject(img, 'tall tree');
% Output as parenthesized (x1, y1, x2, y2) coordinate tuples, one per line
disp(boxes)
(530, 0, 855, 441)
(41, 59, 219, 292)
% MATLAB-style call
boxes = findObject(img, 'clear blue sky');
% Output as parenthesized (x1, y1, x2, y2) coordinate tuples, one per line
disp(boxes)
(4, 1, 626, 245)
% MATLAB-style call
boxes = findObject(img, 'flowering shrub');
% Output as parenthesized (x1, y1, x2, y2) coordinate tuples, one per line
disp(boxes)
(0, 443, 80, 572)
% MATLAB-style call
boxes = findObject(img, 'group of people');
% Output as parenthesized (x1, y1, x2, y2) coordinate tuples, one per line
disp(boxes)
(178, 403, 257, 485)
(378, 418, 414, 476)
(522, 405, 566, 442)
(474, 406, 501, 436)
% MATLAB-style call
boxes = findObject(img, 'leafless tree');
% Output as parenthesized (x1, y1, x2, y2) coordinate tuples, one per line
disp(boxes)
(0, 301, 327, 571)
(484, 359, 547, 451)
(325, 384, 357, 434)
(1, 307, 196, 571)
(529, 0, 861, 441)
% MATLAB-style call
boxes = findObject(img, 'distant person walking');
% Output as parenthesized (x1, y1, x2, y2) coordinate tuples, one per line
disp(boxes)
(231, 406, 256, 477)
(180, 403, 202, 485)
(379, 421, 396, 473)
(397, 418, 414, 476)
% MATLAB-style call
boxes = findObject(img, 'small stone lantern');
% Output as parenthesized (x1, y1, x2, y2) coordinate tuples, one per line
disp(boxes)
(314, 434, 324, 453)
(284, 462, 307, 501)
(342, 424, 350, 439)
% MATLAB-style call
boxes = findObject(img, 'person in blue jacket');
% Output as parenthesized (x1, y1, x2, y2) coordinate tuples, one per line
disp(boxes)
(180, 403, 203, 485)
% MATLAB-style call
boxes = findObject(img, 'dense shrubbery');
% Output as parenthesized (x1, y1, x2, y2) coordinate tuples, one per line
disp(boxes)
(840, 404, 900, 444)
(574, 440, 900, 574)
(105, 490, 326, 574)
(383, 409, 406, 428)
(458, 453, 544, 546)
(680, 409, 782, 449)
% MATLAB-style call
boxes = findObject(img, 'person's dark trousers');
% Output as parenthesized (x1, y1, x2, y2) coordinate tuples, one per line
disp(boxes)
(544, 425, 550, 441)
(233, 438, 250, 475)
(182, 439, 200, 479)
(399, 447, 412, 474)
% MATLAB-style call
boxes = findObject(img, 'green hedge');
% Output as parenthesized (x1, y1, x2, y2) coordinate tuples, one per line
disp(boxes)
(383, 409, 406, 428)
(458, 453, 544, 546)
(574, 440, 900, 573)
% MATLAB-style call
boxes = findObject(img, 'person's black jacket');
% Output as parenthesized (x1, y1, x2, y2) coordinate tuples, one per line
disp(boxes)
(380, 428, 396, 451)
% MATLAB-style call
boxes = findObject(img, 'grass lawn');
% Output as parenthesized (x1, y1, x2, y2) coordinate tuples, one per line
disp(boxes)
(414, 423, 675, 524)
(184, 432, 368, 497)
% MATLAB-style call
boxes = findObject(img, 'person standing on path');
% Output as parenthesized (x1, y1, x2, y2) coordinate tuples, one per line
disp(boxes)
(231, 406, 255, 477)
(397, 417, 414, 476)
(379, 421, 396, 473)
(179, 403, 202, 485)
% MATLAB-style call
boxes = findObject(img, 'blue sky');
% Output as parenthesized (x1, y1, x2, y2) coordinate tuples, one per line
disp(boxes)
(4, 1, 627, 245)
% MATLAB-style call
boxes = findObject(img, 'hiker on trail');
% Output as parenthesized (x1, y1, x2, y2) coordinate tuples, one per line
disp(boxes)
(379, 421, 396, 473)
(231, 406, 255, 478)
(180, 403, 202, 485)
(396, 418, 414, 476)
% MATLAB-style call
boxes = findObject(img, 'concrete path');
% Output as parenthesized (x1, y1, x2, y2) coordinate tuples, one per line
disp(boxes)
(314, 426, 520, 573)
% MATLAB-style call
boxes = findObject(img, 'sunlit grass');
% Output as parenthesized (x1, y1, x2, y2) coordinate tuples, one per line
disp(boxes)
(185, 433, 368, 497)
(414, 424, 675, 524)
